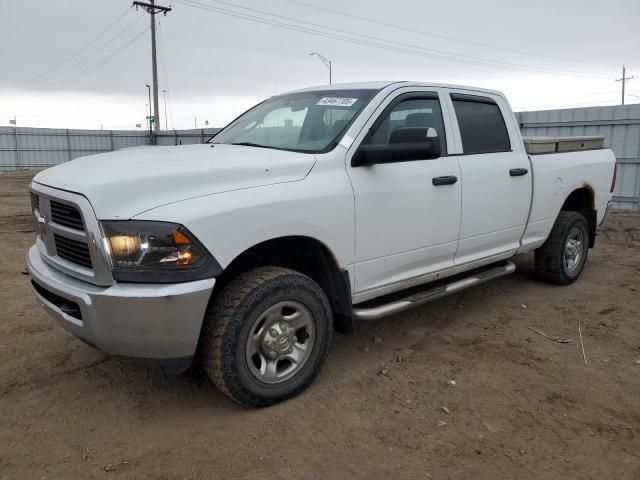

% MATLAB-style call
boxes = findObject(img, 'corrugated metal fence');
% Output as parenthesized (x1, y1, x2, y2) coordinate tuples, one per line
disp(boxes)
(516, 104, 640, 212)
(0, 127, 220, 170)
(2, 105, 639, 211)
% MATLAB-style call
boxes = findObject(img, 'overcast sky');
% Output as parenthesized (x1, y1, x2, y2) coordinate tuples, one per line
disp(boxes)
(2, 0, 639, 130)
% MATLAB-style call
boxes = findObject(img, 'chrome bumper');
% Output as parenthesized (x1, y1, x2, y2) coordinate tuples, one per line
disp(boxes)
(27, 245, 215, 368)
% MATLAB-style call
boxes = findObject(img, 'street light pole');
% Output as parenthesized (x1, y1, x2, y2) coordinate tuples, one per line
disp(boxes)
(310, 52, 332, 84)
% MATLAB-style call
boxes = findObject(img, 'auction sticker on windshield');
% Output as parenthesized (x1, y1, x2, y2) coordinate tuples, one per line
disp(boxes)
(316, 97, 358, 107)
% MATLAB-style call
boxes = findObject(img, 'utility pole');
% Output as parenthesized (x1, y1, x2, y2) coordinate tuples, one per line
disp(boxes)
(162, 89, 168, 130)
(615, 66, 634, 106)
(133, 0, 171, 137)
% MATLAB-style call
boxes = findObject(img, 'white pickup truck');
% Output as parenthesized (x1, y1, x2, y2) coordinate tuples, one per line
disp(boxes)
(27, 81, 616, 406)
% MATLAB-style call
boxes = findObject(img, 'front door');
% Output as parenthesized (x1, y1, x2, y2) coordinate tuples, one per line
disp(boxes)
(347, 90, 461, 298)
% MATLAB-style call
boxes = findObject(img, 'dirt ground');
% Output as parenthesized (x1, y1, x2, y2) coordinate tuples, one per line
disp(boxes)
(1, 170, 639, 480)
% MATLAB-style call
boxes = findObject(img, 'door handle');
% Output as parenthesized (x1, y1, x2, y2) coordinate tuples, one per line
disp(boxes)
(509, 168, 528, 177)
(432, 175, 458, 186)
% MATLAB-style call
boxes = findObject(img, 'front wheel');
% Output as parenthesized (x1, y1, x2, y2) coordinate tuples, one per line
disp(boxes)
(534, 210, 590, 285)
(200, 266, 333, 407)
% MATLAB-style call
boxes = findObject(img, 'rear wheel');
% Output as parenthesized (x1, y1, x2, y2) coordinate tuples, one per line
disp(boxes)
(534, 211, 590, 285)
(200, 266, 333, 407)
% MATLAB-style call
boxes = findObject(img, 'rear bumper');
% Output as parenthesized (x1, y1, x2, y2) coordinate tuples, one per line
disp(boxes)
(600, 200, 613, 226)
(27, 245, 215, 370)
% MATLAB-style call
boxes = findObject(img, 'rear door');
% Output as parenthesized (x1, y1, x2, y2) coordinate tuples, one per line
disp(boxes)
(446, 91, 532, 265)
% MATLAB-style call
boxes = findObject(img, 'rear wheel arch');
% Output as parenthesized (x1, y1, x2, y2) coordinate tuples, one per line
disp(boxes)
(212, 236, 354, 334)
(560, 186, 597, 247)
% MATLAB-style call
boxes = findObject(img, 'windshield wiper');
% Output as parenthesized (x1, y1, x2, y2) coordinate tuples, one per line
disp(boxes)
(215, 141, 288, 152)
(229, 141, 267, 148)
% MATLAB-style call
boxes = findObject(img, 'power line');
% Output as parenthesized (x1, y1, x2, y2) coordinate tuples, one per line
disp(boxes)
(22, 14, 146, 91)
(174, 0, 610, 79)
(157, 20, 175, 130)
(37, 27, 149, 94)
(13, 26, 150, 100)
(4, 6, 135, 88)
(284, 0, 610, 68)
(198, 0, 611, 77)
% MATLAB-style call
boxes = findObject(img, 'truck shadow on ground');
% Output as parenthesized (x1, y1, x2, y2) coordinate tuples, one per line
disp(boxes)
(69, 253, 541, 413)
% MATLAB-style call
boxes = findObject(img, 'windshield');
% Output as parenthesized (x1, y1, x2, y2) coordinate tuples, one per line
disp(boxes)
(210, 89, 378, 153)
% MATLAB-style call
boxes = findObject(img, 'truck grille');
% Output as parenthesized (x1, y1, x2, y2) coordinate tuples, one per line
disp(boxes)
(31, 184, 113, 285)
(51, 200, 84, 231)
(54, 234, 93, 269)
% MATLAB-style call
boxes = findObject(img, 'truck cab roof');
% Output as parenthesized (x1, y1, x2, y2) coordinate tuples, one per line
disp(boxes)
(287, 81, 506, 99)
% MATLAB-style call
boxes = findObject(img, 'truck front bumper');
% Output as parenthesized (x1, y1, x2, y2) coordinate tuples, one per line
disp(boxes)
(27, 245, 215, 372)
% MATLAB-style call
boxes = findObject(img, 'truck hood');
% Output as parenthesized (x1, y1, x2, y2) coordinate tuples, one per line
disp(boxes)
(33, 144, 316, 219)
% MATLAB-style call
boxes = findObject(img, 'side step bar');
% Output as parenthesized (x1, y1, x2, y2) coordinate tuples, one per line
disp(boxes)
(353, 261, 516, 321)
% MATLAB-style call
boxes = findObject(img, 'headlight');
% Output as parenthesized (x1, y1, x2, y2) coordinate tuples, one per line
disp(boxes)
(101, 221, 222, 283)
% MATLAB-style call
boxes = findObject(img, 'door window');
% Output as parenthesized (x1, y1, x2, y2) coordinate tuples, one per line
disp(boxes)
(451, 94, 511, 154)
(367, 97, 447, 154)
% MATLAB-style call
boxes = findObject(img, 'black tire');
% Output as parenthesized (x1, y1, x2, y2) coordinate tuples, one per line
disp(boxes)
(200, 266, 333, 407)
(534, 210, 590, 285)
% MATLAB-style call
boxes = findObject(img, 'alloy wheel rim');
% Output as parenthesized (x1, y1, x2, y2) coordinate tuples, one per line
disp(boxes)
(563, 227, 585, 274)
(245, 300, 315, 384)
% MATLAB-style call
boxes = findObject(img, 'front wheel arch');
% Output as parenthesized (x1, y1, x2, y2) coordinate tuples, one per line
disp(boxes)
(210, 236, 354, 334)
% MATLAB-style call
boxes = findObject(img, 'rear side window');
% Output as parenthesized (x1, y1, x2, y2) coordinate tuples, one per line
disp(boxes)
(451, 94, 511, 154)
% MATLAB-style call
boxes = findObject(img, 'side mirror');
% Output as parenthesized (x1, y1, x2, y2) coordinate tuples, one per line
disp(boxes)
(352, 127, 441, 167)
